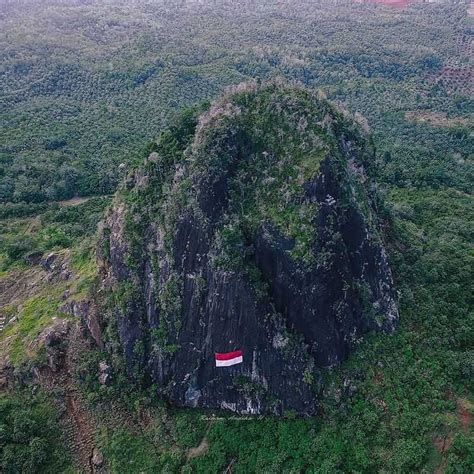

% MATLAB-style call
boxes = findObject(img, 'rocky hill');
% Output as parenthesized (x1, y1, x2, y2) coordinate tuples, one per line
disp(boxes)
(98, 82, 398, 415)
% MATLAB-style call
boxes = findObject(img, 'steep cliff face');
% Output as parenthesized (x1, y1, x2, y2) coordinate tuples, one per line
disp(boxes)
(98, 82, 398, 415)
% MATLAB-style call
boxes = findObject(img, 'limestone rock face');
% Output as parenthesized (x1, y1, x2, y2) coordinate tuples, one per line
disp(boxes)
(98, 82, 398, 415)
(98, 361, 112, 385)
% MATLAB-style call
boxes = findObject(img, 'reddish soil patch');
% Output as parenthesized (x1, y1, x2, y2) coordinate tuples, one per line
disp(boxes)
(457, 399, 472, 429)
(65, 391, 96, 472)
(35, 324, 102, 473)
(433, 433, 454, 474)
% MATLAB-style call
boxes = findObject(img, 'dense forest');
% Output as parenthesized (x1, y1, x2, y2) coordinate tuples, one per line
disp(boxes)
(1, 0, 472, 205)
(0, 0, 472, 472)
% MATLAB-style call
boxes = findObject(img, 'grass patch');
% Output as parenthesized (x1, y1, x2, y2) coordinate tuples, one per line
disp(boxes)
(1, 288, 69, 365)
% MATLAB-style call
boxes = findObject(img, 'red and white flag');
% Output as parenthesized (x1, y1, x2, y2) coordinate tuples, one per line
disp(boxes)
(215, 350, 243, 367)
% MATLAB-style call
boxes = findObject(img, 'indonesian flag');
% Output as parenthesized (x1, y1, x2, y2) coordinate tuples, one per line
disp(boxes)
(215, 350, 243, 367)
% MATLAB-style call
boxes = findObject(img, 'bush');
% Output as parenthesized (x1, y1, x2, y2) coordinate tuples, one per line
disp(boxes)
(0, 390, 69, 473)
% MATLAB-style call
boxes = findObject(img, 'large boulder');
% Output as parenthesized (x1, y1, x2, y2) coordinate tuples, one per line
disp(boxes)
(98, 82, 398, 415)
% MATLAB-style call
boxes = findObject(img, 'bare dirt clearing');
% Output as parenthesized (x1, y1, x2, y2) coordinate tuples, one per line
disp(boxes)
(405, 111, 471, 128)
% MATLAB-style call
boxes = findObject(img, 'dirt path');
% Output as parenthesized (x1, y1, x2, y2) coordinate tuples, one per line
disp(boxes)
(58, 196, 94, 207)
(63, 323, 102, 472)
(38, 373, 97, 472)
(37, 323, 101, 473)
(64, 387, 96, 472)
(433, 433, 454, 474)
(0, 77, 46, 98)
(186, 420, 213, 461)
(186, 437, 209, 460)
(58, 194, 112, 207)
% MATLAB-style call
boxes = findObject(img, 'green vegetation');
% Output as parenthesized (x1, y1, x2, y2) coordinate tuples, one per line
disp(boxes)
(78, 82, 472, 471)
(0, 242, 98, 364)
(0, 0, 472, 472)
(0, 196, 110, 270)
(1, 1, 471, 205)
(99, 428, 171, 472)
(0, 389, 71, 473)
(3, 290, 68, 364)
(204, 85, 331, 267)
